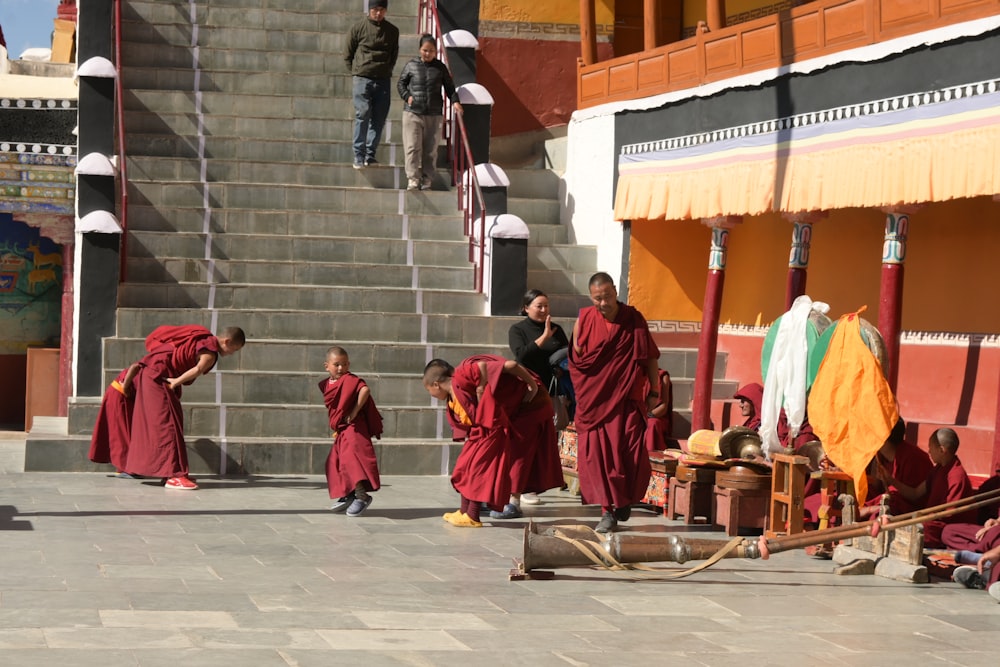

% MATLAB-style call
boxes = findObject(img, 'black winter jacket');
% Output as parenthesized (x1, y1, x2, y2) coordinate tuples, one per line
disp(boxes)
(396, 58, 458, 116)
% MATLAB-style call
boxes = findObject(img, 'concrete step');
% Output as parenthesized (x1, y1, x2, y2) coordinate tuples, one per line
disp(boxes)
(112, 309, 532, 345)
(526, 269, 594, 298)
(125, 205, 466, 240)
(125, 181, 562, 223)
(25, 433, 460, 476)
(123, 1, 419, 37)
(504, 167, 564, 201)
(125, 256, 473, 290)
(126, 230, 472, 267)
(125, 132, 395, 166)
(124, 93, 401, 124)
(125, 111, 369, 144)
(121, 67, 407, 97)
(121, 33, 423, 72)
(116, 281, 488, 314)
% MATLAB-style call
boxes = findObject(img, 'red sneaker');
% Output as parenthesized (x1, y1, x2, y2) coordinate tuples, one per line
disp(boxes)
(165, 476, 198, 490)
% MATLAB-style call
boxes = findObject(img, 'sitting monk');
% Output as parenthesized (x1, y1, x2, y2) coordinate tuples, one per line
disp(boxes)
(878, 427, 975, 546)
(858, 418, 933, 519)
(943, 514, 1000, 602)
(733, 382, 817, 454)
(644, 368, 676, 452)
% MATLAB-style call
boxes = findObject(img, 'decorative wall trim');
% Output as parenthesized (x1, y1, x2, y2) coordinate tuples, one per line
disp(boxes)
(480, 19, 612, 41)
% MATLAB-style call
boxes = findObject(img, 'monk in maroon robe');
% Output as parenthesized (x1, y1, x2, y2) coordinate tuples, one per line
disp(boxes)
(88, 363, 140, 475)
(860, 419, 933, 517)
(423, 355, 544, 527)
(943, 518, 1000, 598)
(644, 369, 675, 452)
(125, 325, 245, 490)
(879, 427, 974, 546)
(569, 272, 660, 534)
(320, 346, 383, 516)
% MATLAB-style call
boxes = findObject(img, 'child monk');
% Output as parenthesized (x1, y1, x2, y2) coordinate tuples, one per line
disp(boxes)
(124, 325, 245, 490)
(422, 355, 542, 527)
(88, 362, 141, 477)
(319, 346, 383, 516)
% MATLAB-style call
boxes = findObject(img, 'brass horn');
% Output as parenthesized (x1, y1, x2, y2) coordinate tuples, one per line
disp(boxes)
(517, 521, 760, 574)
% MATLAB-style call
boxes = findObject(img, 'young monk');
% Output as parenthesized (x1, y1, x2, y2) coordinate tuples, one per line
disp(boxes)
(320, 346, 383, 516)
(946, 517, 1000, 601)
(88, 362, 141, 477)
(124, 325, 245, 490)
(422, 355, 542, 527)
(857, 418, 932, 517)
(879, 427, 974, 546)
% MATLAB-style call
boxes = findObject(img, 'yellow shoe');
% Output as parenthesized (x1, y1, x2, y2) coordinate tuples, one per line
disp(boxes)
(443, 510, 462, 523)
(449, 512, 483, 528)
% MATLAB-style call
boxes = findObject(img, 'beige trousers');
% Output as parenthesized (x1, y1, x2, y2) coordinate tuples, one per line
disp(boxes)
(402, 111, 442, 183)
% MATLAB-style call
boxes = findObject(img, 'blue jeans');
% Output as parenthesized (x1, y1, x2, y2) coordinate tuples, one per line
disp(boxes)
(352, 76, 391, 162)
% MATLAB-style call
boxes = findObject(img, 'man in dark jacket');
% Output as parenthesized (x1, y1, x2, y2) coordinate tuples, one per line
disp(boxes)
(344, 0, 399, 169)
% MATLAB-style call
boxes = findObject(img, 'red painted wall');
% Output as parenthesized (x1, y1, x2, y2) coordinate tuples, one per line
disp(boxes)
(476, 37, 613, 135)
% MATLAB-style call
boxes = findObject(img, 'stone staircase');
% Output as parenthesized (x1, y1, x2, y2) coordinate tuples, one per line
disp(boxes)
(25, 0, 732, 474)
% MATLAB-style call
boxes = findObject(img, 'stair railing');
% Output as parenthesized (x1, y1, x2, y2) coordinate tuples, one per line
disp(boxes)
(112, 0, 129, 282)
(418, 0, 487, 293)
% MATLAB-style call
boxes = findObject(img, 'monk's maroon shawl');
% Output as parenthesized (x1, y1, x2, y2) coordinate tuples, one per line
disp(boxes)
(88, 367, 135, 470)
(320, 373, 383, 498)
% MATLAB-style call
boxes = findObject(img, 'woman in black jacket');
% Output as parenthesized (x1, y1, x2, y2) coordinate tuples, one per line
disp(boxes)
(508, 289, 570, 392)
(396, 35, 462, 191)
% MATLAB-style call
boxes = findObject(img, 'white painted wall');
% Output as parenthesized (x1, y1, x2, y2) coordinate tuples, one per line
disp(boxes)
(561, 112, 623, 288)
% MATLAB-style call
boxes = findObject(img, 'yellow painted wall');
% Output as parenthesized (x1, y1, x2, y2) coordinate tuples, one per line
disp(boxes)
(480, 0, 614, 25)
(630, 196, 1000, 333)
(683, 0, 792, 31)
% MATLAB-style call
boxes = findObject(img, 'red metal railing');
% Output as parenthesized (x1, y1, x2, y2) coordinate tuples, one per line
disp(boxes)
(418, 0, 487, 293)
(112, 0, 129, 282)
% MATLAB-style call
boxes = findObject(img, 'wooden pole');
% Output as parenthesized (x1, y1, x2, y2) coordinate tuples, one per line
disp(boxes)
(644, 0, 659, 50)
(579, 0, 597, 66)
(706, 0, 726, 31)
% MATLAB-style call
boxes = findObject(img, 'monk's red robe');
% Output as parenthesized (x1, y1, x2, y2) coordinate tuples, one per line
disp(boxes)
(88, 367, 136, 471)
(125, 331, 219, 478)
(923, 456, 976, 547)
(508, 373, 563, 496)
(569, 303, 659, 508)
(320, 373, 383, 498)
(941, 523, 1000, 587)
(863, 440, 933, 515)
(445, 355, 526, 510)
(644, 369, 674, 452)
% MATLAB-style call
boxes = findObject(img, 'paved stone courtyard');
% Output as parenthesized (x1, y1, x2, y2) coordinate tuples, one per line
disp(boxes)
(1, 434, 999, 666)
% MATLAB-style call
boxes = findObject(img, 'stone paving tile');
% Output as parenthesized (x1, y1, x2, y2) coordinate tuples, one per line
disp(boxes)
(43, 626, 195, 649)
(3, 649, 142, 667)
(100, 609, 238, 628)
(813, 631, 967, 653)
(133, 648, 292, 667)
(0, 629, 47, 649)
(354, 610, 494, 630)
(314, 628, 471, 650)
(933, 652, 1000, 667)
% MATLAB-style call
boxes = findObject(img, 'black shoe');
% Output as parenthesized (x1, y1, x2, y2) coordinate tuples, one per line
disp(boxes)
(365, 157, 378, 166)
(329, 492, 355, 513)
(613, 505, 632, 522)
(953, 565, 987, 590)
(595, 512, 618, 534)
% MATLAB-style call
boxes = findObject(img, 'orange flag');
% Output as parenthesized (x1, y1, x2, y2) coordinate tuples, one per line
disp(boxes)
(807, 311, 898, 505)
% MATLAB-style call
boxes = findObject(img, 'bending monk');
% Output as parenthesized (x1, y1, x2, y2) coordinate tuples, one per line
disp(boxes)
(124, 325, 245, 490)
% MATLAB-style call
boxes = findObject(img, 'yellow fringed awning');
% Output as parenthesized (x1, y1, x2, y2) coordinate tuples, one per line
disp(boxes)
(614, 86, 1000, 221)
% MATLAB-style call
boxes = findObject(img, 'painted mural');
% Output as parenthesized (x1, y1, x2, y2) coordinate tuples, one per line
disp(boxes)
(0, 213, 62, 354)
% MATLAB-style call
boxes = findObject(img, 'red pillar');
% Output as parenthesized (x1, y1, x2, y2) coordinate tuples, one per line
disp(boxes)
(58, 242, 75, 416)
(877, 211, 910, 391)
(691, 217, 741, 431)
(782, 212, 825, 311)
(579, 0, 597, 66)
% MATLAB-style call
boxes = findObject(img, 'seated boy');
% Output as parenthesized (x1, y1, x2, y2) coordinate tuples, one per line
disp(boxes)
(320, 346, 383, 516)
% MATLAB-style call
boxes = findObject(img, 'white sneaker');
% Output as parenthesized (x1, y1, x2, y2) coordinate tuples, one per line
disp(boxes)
(520, 492, 542, 505)
(406, 179, 420, 191)
(989, 581, 1000, 602)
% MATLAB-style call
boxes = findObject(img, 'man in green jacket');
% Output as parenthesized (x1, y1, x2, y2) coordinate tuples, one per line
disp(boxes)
(344, 0, 399, 169)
